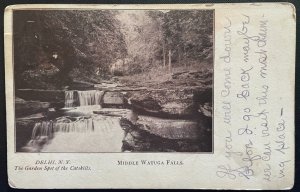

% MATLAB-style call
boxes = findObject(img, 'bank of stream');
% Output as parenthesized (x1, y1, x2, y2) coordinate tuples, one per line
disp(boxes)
(15, 80, 212, 153)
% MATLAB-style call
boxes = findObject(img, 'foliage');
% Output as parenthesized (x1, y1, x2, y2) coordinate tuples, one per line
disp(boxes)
(116, 10, 164, 74)
(13, 10, 213, 88)
(14, 10, 127, 88)
(163, 10, 214, 65)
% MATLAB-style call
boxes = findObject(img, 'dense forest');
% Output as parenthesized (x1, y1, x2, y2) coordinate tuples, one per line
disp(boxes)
(13, 10, 213, 89)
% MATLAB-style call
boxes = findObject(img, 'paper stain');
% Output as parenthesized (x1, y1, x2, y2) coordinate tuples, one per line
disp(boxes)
(205, 4, 214, 7)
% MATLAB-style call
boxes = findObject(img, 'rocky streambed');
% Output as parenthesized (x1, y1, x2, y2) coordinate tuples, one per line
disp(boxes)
(15, 75, 212, 152)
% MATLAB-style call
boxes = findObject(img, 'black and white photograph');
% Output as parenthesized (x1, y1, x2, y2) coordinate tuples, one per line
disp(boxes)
(13, 9, 214, 153)
(4, 3, 296, 190)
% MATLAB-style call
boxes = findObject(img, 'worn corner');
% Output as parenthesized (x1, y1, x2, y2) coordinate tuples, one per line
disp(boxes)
(8, 177, 18, 189)
(4, 5, 16, 14)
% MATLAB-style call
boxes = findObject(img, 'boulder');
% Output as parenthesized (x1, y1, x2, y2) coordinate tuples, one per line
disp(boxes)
(119, 117, 212, 152)
(15, 118, 38, 151)
(68, 80, 94, 90)
(15, 97, 50, 117)
(102, 91, 124, 107)
(172, 70, 213, 84)
(17, 113, 46, 120)
(50, 101, 65, 109)
(161, 102, 194, 116)
(62, 105, 101, 117)
(93, 108, 132, 117)
(126, 88, 212, 118)
(136, 116, 200, 140)
(16, 89, 64, 103)
(199, 102, 212, 117)
(94, 82, 119, 89)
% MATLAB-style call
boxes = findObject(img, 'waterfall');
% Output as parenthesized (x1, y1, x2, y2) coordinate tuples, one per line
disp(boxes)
(29, 116, 121, 139)
(65, 90, 104, 107)
(54, 117, 94, 133)
(30, 118, 91, 139)
(31, 121, 54, 139)
(65, 91, 75, 107)
(78, 90, 103, 106)
(24, 115, 124, 152)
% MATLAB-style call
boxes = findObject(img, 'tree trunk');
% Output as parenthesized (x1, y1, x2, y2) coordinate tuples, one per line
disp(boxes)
(184, 46, 187, 68)
(163, 41, 166, 67)
(178, 47, 181, 67)
(168, 49, 172, 72)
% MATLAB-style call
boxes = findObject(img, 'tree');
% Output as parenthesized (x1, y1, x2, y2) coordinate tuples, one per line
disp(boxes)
(14, 10, 127, 88)
(162, 10, 213, 68)
(116, 10, 164, 74)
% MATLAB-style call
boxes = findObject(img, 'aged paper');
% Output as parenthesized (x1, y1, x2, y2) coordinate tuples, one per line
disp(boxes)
(5, 3, 295, 189)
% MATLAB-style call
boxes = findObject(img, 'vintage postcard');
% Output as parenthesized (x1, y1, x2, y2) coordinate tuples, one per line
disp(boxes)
(4, 3, 295, 189)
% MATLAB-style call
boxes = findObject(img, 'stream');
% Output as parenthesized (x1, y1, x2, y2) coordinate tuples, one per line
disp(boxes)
(17, 84, 212, 153)
(20, 90, 127, 152)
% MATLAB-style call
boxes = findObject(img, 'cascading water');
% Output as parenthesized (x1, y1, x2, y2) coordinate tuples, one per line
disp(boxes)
(23, 116, 124, 152)
(21, 89, 125, 152)
(78, 90, 103, 106)
(30, 117, 95, 139)
(64, 90, 104, 107)
(31, 121, 54, 139)
(65, 91, 75, 107)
